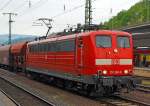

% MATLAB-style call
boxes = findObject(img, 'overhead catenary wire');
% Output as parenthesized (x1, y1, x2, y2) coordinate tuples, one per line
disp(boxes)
(0, 0, 6, 8)
(52, 4, 85, 19)
(1, 0, 97, 35)
(20, 1, 85, 35)
(0, 0, 48, 35)
(0, 0, 13, 11)
(52, 0, 96, 19)
(11, 0, 29, 12)
(0, 0, 29, 35)
(1, 0, 48, 31)
(19, 0, 97, 35)
(17, 0, 48, 17)
(0, 0, 16, 32)
(1, 0, 47, 18)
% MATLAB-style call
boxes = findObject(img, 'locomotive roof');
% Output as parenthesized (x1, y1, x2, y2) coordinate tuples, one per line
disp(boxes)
(28, 30, 131, 45)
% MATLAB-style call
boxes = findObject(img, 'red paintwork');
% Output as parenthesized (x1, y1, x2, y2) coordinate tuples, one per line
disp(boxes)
(26, 30, 133, 77)
(11, 42, 27, 54)
(11, 42, 27, 69)
(94, 31, 133, 76)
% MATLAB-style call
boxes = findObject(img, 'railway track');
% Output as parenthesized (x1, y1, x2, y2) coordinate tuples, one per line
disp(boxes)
(0, 69, 105, 106)
(0, 68, 149, 106)
(98, 95, 150, 106)
(136, 84, 150, 92)
(134, 76, 150, 81)
(0, 77, 54, 106)
(0, 88, 21, 106)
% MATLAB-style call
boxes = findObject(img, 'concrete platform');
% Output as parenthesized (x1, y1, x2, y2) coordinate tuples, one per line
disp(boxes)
(134, 67, 150, 85)
(0, 90, 17, 106)
(134, 67, 150, 78)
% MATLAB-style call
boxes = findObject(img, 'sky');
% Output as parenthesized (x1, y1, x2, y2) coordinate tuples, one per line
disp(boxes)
(0, 0, 140, 36)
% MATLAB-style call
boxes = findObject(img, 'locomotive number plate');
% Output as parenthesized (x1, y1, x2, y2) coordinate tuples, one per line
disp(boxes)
(110, 70, 122, 74)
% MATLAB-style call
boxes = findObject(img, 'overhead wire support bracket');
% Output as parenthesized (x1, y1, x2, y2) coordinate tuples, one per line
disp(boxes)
(2, 12, 17, 71)
(85, 0, 92, 26)
(3, 12, 17, 45)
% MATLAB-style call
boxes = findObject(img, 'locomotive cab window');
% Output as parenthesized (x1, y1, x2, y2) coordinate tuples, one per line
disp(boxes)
(96, 35, 111, 48)
(117, 36, 130, 48)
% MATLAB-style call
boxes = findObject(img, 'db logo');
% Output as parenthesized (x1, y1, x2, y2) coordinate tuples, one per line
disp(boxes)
(112, 59, 120, 65)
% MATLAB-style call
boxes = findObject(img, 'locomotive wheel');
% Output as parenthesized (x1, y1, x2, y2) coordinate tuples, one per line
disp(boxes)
(64, 80, 74, 90)
(55, 78, 65, 88)
(85, 85, 99, 97)
(104, 86, 114, 96)
(29, 72, 40, 80)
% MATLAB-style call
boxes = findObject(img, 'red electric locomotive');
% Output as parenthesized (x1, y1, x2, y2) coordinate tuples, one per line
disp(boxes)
(26, 30, 135, 96)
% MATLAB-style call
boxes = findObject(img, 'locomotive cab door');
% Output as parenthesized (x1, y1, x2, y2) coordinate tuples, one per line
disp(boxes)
(76, 37, 83, 74)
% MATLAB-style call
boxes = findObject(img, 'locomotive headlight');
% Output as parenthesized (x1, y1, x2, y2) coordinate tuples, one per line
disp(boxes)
(102, 70, 107, 75)
(97, 70, 102, 75)
(124, 70, 128, 74)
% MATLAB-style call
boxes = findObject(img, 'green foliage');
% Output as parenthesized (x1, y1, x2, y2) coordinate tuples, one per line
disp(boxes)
(103, 0, 150, 29)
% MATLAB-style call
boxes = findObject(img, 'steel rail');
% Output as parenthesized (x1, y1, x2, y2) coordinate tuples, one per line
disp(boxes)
(0, 77, 55, 106)
(134, 75, 150, 80)
(136, 84, 150, 93)
(114, 95, 150, 106)
(0, 88, 21, 106)
(96, 94, 149, 106)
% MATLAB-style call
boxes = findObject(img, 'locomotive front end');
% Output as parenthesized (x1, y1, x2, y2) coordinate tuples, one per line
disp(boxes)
(93, 30, 137, 95)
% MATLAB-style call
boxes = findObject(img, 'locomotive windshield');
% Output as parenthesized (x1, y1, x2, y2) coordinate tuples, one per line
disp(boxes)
(96, 35, 111, 48)
(117, 36, 130, 48)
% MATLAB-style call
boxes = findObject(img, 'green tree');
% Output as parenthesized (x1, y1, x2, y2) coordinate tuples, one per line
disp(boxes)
(102, 0, 150, 29)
